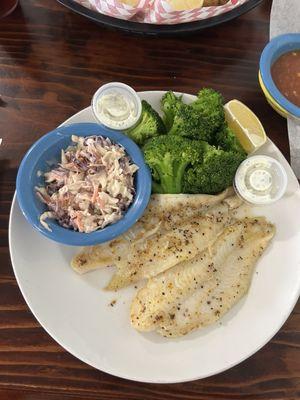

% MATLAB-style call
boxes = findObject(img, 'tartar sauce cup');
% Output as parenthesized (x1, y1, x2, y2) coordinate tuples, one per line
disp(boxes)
(92, 82, 142, 131)
(234, 155, 288, 206)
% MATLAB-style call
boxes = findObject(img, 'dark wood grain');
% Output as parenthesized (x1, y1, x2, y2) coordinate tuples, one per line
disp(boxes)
(0, 0, 299, 399)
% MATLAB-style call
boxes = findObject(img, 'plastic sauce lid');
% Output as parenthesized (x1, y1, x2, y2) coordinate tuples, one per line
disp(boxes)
(234, 155, 287, 205)
(92, 82, 142, 130)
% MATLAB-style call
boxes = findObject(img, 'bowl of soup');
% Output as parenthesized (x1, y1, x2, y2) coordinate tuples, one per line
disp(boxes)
(259, 33, 300, 119)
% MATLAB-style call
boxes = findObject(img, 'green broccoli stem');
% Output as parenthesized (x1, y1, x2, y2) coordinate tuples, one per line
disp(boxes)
(152, 181, 163, 194)
(161, 174, 181, 194)
(153, 157, 189, 194)
(167, 124, 179, 136)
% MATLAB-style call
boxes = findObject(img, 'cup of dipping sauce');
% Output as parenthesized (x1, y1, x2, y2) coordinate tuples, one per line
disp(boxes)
(234, 155, 287, 206)
(92, 82, 142, 130)
(259, 33, 300, 119)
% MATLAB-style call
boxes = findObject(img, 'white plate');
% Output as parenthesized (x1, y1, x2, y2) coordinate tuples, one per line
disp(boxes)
(9, 92, 300, 383)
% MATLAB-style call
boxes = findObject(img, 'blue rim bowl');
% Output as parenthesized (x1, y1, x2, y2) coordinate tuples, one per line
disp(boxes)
(16, 123, 152, 246)
(260, 33, 300, 119)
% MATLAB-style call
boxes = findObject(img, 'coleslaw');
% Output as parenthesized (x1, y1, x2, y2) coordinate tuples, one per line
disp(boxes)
(36, 135, 138, 233)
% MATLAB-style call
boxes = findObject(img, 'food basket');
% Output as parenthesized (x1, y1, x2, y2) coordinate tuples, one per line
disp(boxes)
(57, 0, 263, 35)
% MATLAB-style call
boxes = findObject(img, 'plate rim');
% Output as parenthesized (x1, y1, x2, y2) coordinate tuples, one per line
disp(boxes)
(56, 0, 264, 35)
(9, 92, 300, 383)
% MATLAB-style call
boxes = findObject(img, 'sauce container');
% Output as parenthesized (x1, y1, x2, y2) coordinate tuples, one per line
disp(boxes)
(234, 155, 287, 206)
(259, 33, 300, 119)
(92, 82, 142, 130)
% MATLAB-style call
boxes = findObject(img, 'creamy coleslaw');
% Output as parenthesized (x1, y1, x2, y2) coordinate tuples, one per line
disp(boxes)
(36, 135, 138, 233)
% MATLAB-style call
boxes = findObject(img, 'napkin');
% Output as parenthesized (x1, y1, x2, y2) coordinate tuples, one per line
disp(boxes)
(270, 0, 300, 178)
(74, 0, 248, 24)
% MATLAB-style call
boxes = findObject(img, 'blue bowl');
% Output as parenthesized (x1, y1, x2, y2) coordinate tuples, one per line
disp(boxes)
(260, 33, 300, 119)
(16, 123, 152, 246)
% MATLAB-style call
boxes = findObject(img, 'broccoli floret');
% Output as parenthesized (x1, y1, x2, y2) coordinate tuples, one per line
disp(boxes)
(161, 91, 184, 131)
(124, 100, 166, 145)
(143, 135, 202, 194)
(183, 144, 246, 194)
(143, 89, 245, 195)
(215, 125, 246, 155)
(191, 88, 225, 137)
(166, 89, 225, 143)
(167, 103, 213, 142)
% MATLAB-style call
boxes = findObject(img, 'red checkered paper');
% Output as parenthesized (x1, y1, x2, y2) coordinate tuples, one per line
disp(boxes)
(74, 0, 249, 24)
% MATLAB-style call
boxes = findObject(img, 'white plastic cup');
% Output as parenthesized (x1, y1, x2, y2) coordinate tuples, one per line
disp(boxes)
(92, 82, 142, 131)
(234, 155, 288, 206)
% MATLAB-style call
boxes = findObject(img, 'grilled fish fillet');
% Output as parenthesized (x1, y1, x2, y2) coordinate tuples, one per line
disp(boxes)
(106, 197, 242, 290)
(131, 218, 275, 336)
(71, 189, 234, 275)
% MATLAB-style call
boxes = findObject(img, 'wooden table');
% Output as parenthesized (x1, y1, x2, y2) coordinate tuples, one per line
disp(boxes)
(0, 0, 299, 398)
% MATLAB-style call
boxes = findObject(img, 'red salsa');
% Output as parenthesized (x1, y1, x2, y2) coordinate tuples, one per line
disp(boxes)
(271, 50, 300, 108)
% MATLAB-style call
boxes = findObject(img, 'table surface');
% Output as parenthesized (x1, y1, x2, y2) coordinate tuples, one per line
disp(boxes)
(0, 0, 299, 399)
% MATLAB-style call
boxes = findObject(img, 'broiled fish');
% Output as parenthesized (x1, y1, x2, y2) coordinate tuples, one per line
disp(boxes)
(131, 218, 275, 336)
(71, 189, 235, 276)
(106, 197, 242, 290)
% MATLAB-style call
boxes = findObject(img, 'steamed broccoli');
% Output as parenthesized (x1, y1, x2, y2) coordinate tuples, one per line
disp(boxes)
(140, 89, 246, 195)
(191, 88, 225, 136)
(183, 143, 246, 194)
(161, 91, 184, 131)
(143, 135, 202, 194)
(163, 89, 225, 143)
(124, 100, 166, 145)
(215, 125, 246, 155)
(167, 103, 214, 142)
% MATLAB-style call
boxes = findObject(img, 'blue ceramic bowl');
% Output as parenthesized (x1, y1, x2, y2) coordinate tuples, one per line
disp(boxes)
(259, 33, 300, 119)
(16, 123, 152, 246)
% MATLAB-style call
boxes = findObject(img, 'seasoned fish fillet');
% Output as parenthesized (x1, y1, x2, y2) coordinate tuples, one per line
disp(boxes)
(131, 218, 275, 336)
(107, 209, 231, 290)
(106, 196, 242, 290)
(130, 241, 215, 331)
(71, 189, 233, 275)
(134, 188, 232, 233)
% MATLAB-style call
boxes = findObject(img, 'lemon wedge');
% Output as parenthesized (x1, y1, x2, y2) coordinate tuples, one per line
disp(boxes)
(167, 0, 204, 11)
(224, 100, 267, 154)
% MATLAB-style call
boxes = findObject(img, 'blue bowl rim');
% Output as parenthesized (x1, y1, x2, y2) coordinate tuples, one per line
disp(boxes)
(260, 33, 300, 119)
(16, 122, 152, 246)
